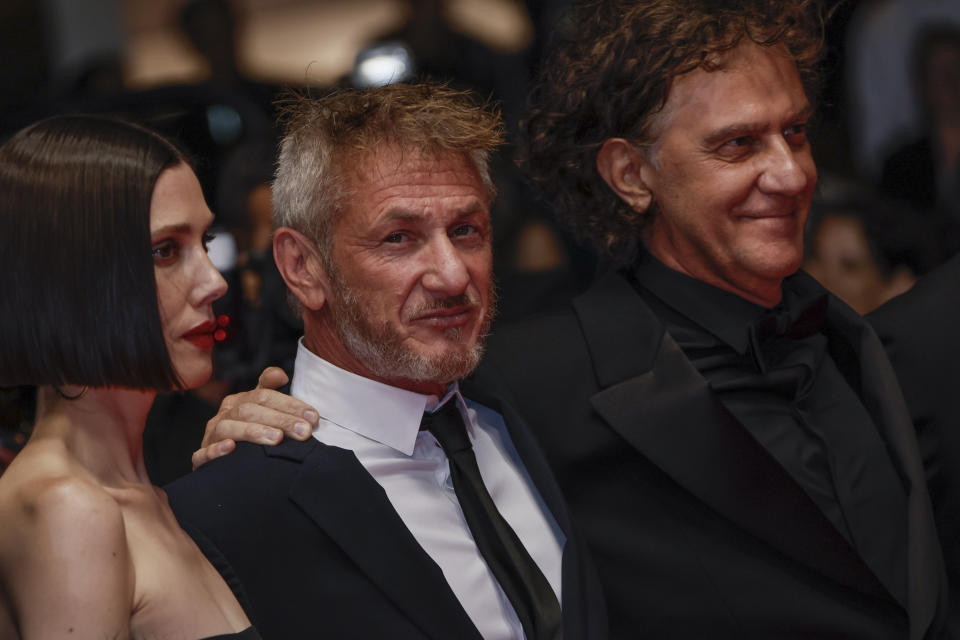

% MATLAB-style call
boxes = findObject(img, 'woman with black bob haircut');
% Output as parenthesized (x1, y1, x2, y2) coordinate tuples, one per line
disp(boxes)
(0, 115, 260, 638)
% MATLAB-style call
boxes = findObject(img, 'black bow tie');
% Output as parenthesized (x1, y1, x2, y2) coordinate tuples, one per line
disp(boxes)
(747, 292, 828, 375)
(752, 292, 828, 342)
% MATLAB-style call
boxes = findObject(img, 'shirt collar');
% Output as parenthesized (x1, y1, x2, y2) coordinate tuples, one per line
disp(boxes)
(632, 248, 770, 354)
(290, 339, 460, 456)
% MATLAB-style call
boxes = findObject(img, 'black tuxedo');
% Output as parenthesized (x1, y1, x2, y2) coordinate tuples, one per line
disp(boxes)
(166, 384, 607, 639)
(870, 253, 960, 637)
(478, 269, 947, 639)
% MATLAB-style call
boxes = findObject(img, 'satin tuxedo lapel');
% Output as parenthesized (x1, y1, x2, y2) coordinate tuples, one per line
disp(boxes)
(572, 270, 890, 602)
(816, 275, 948, 639)
(265, 439, 483, 640)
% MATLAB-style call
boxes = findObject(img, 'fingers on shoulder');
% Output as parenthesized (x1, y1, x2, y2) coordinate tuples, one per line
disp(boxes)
(192, 438, 236, 470)
(257, 366, 290, 389)
(234, 388, 311, 420)
(212, 395, 314, 441)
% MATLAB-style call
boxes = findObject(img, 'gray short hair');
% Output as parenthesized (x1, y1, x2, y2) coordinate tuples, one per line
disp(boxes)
(272, 84, 504, 272)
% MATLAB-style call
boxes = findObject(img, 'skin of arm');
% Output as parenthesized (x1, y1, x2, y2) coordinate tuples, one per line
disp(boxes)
(0, 475, 134, 639)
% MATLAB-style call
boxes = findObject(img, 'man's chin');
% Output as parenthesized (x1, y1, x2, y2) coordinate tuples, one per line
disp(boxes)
(402, 342, 485, 384)
(346, 329, 485, 386)
(332, 288, 493, 386)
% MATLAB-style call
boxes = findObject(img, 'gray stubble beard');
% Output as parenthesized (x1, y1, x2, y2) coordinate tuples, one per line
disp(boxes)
(327, 268, 496, 385)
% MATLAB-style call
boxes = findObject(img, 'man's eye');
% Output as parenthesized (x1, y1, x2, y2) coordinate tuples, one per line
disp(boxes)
(152, 241, 179, 263)
(451, 224, 476, 237)
(724, 136, 753, 148)
(784, 123, 808, 145)
(384, 232, 407, 243)
(202, 232, 216, 252)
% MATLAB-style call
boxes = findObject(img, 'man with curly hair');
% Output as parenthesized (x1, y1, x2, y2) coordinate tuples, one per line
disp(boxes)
(477, 0, 951, 637)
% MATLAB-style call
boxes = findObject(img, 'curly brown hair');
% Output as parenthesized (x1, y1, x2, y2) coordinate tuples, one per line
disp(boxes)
(524, 0, 827, 262)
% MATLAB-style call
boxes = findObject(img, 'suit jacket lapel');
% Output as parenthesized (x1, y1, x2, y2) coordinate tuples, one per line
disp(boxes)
(822, 286, 948, 639)
(266, 440, 483, 640)
(574, 271, 890, 600)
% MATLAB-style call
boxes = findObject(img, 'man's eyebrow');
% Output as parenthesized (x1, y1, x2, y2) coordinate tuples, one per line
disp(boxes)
(381, 201, 487, 222)
(702, 104, 814, 148)
(382, 210, 426, 223)
(785, 103, 814, 124)
(451, 201, 487, 217)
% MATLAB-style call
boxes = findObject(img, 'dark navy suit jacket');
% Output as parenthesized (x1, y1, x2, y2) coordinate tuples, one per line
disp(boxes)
(167, 384, 607, 639)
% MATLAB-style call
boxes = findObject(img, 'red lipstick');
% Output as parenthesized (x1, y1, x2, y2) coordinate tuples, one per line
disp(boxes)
(183, 320, 216, 350)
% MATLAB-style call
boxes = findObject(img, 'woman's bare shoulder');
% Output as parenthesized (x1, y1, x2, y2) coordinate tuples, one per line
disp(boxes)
(0, 449, 133, 637)
(0, 444, 124, 537)
(0, 445, 131, 580)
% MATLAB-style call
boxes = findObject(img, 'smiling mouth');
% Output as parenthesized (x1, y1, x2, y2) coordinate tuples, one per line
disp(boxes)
(739, 208, 797, 220)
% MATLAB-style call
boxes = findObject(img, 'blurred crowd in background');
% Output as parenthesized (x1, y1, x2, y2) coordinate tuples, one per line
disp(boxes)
(2, 0, 959, 482)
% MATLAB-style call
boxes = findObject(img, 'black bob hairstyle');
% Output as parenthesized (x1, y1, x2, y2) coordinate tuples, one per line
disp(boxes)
(0, 114, 188, 391)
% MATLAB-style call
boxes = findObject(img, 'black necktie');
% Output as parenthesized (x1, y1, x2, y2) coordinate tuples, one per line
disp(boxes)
(421, 401, 563, 640)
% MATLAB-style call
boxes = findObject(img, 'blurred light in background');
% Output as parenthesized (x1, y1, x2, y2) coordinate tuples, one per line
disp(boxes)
(351, 40, 415, 87)
(119, 0, 532, 88)
(206, 227, 238, 272)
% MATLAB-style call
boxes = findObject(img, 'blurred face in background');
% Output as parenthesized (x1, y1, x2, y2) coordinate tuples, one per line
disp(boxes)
(922, 39, 960, 126)
(804, 213, 883, 315)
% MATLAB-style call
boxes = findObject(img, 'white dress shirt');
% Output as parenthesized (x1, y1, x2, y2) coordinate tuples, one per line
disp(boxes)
(289, 340, 565, 640)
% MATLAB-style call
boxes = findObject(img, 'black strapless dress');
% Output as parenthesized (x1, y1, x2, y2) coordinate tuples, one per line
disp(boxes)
(201, 627, 261, 640)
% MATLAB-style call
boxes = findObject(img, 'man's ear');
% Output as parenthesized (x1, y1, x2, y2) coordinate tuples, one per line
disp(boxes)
(596, 137, 654, 214)
(273, 227, 331, 311)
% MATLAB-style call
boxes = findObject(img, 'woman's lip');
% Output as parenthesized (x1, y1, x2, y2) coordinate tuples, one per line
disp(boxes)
(184, 334, 215, 349)
(184, 320, 216, 336)
(183, 320, 217, 349)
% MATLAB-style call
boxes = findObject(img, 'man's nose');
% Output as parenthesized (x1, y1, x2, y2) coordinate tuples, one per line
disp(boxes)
(757, 139, 812, 196)
(421, 235, 470, 295)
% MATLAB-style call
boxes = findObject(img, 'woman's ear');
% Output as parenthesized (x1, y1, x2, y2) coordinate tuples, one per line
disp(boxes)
(273, 227, 331, 311)
(596, 137, 654, 213)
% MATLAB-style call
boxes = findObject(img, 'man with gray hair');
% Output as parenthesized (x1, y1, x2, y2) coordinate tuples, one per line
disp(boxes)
(167, 84, 605, 639)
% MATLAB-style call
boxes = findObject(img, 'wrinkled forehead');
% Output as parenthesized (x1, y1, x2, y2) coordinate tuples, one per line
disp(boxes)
(332, 145, 491, 232)
(344, 146, 489, 199)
